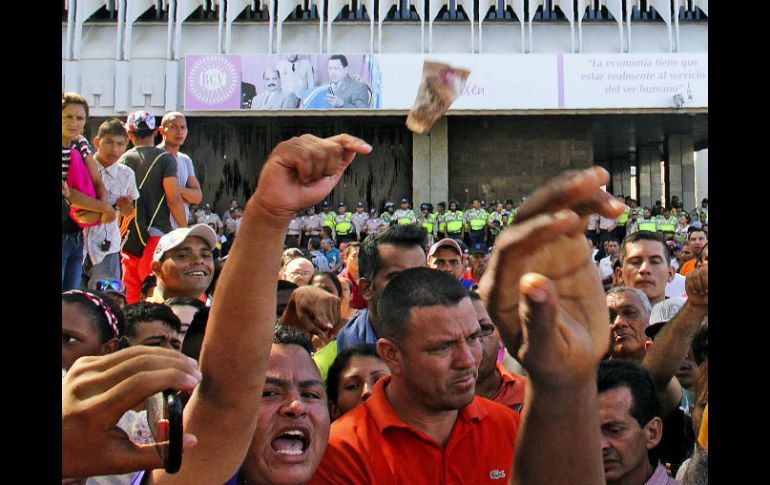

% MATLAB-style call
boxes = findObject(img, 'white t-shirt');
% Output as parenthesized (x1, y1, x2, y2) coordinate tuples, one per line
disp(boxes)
(598, 255, 616, 281)
(665, 272, 687, 298)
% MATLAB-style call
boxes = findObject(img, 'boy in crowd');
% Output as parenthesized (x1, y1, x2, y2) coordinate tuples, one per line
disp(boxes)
(82, 119, 139, 289)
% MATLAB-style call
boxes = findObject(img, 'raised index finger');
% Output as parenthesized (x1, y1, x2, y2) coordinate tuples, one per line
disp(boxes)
(515, 167, 623, 223)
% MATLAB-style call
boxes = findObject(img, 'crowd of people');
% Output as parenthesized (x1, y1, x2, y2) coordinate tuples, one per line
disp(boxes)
(62, 92, 708, 485)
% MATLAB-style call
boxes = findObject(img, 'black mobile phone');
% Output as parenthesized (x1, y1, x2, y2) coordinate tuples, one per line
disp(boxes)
(145, 390, 183, 474)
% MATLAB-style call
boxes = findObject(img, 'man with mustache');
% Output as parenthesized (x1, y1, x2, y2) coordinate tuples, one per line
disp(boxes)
(251, 69, 299, 110)
(598, 360, 679, 485)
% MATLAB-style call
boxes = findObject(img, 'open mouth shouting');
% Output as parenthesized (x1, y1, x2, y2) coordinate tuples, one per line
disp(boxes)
(271, 427, 311, 461)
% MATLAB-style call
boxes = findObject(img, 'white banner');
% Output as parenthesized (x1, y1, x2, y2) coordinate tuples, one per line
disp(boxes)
(377, 54, 560, 110)
(561, 54, 708, 109)
(184, 53, 708, 111)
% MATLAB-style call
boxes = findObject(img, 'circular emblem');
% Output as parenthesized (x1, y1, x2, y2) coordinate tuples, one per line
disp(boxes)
(187, 56, 239, 106)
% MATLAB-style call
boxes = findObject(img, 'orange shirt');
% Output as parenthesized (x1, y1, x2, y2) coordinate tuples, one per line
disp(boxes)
(310, 376, 520, 485)
(490, 363, 527, 413)
(679, 258, 697, 277)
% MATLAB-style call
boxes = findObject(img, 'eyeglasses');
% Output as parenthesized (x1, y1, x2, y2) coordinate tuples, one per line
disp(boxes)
(96, 279, 124, 294)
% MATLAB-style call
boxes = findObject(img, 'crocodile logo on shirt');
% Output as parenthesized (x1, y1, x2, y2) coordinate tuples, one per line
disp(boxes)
(489, 470, 506, 480)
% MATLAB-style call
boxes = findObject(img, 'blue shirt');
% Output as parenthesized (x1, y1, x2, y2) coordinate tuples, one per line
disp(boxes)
(322, 247, 341, 269)
(336, 308, 377, 352)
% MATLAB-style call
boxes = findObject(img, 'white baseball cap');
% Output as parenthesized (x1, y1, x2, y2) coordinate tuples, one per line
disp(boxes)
(428, 238, 463, 259)
(153, 224, 218, 262)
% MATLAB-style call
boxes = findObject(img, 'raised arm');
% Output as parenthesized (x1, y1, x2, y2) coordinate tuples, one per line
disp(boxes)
(148, 134, 371, 485)
(478, 167, 624, 485)
(642, 265, 708, 416)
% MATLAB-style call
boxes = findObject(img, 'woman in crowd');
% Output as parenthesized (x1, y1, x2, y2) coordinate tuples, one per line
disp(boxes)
(61, 92, 115, 290)
(62, 289, 125, 371)
(325, 344, 390, 420)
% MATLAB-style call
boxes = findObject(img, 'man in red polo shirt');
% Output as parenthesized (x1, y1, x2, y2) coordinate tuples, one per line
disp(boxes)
(311, 267, 519, 484)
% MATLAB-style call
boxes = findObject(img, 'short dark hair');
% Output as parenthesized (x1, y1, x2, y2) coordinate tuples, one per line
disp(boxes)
(359, 224, 426, 283)
(123, 302, 182, 339)
(687, 227, 707, 240)
(598, 360, 660, 428)
(326, 344, 381, 406)
(97, 118, 127, 139)
(619, 231, 670, 265)
(273, 324, 313, 355)
(310, 238, 321, 250)
(62, 290, 125, 342)
(329, 54, 348, 67)
(378, 267, 467, 341)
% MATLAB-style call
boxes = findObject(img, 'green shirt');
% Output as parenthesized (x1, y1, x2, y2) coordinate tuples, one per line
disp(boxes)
(312, 339, 338, 382)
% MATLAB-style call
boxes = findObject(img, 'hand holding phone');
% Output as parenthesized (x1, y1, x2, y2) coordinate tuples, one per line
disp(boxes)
(62, 347, 200, 480)
(145, 390, 184, 474)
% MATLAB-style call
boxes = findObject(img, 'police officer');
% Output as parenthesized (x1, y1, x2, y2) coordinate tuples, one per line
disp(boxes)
(695, 198, 708, 223)
(487, 202, 504, 248)
(434, 201, 448, 239)
(656, 206, 678, 240)
(502, 199, 515, 226)
(320, 199, 336, 234)
(614, 194, 631, 242)
(334, 202, 356, 244)
(351, 201, 369, 241)
(445, 199, 465, 242)
(418, 202, 438, 246)
(637, 207, 657, 232)
(286, 211, 303, 248)
(381, 201, 396, 226)
(465, 198, 489, 246)
(302, 206, 324, 251)
(364, 208, 387, 239)
(394, 197, 417, 225)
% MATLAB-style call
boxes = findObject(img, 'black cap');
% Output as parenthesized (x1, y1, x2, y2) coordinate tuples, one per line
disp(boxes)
(338, 202, 346, 207)
(400, 197, 409, 204)
(420, 203, 430, 211)
(384, 201, 395, 208)
(322, 200, 331, 207)
(203, 203, 212, 209)
(370, 208, 378, 214)
(357, 201, 365, 208)
(471, 242, 489, 254)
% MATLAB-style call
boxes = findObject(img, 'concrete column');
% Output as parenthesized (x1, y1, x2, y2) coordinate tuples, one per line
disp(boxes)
(412, 117, 448, 205)
(610, 158, 632, 197)
(637, 145, 660, 209)
(621, 159, 632, 198)
(611, 159, 623, 195)
(650, 156, 662, 208)
(666, 135, 696, 210)
(695, 149, 708, 206)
